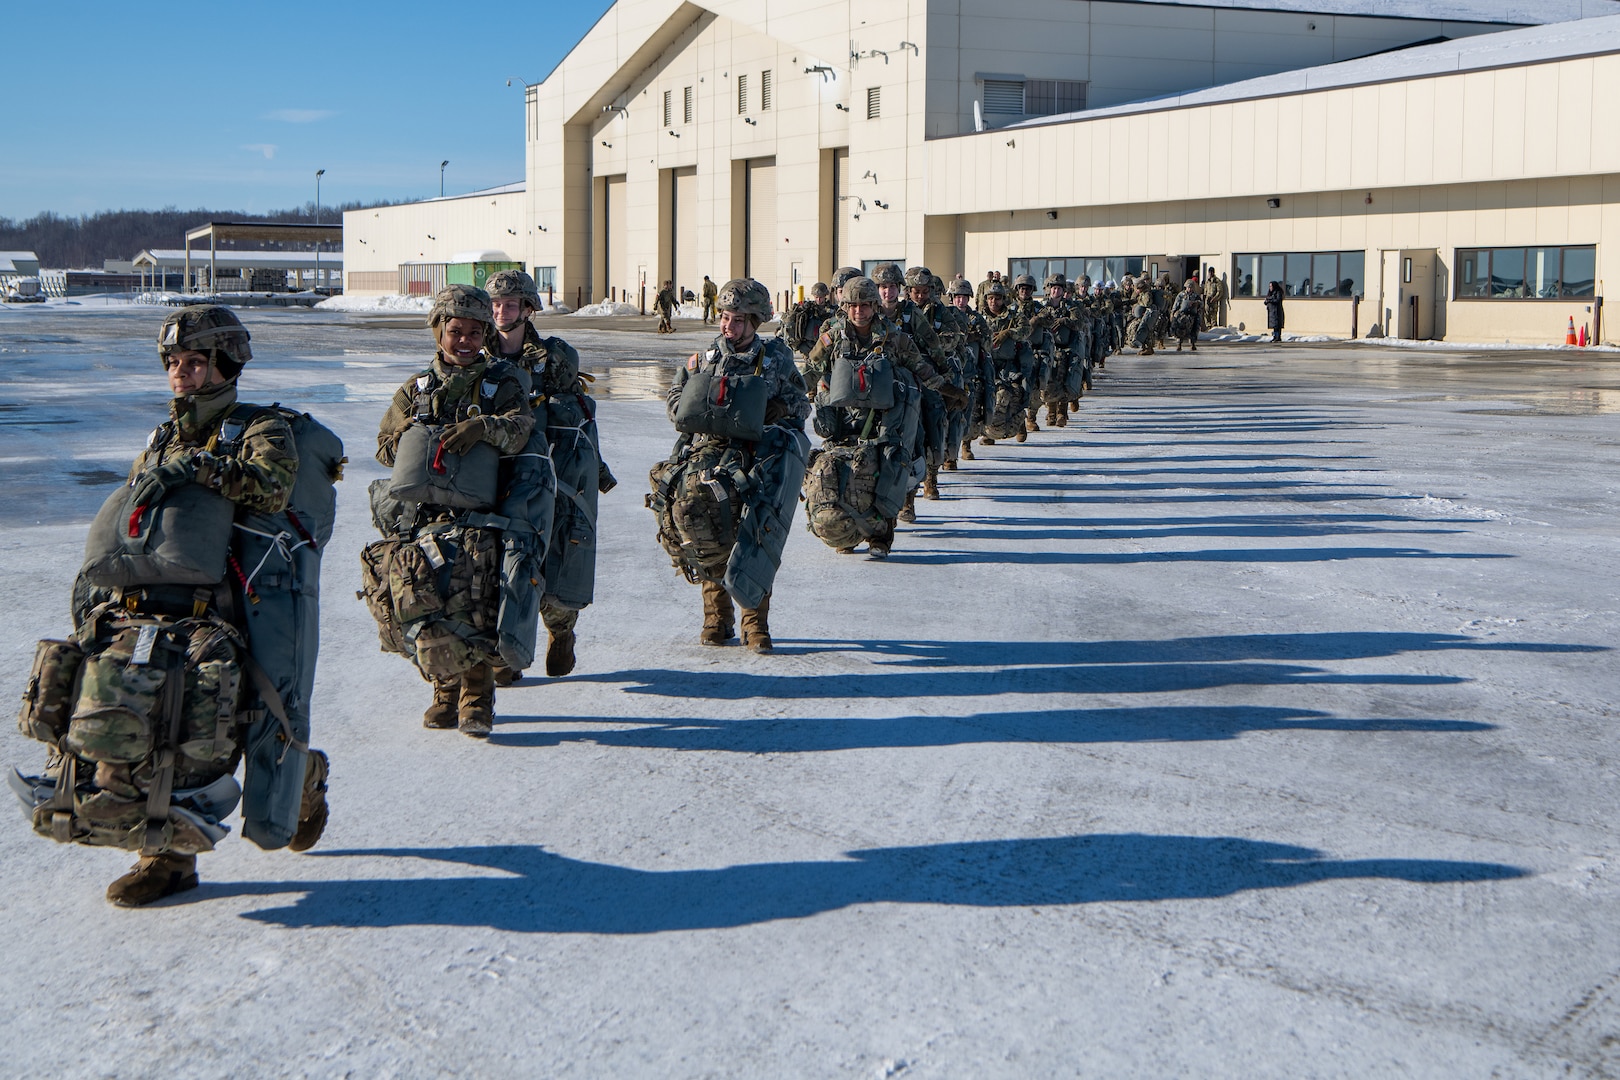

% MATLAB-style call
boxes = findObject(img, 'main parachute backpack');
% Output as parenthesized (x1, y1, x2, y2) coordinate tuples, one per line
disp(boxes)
(647, 441, 747, 579)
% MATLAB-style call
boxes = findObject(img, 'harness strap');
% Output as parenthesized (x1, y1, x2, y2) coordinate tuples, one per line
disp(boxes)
(241, 653, 306, 764)
(140, 642, 187, 855)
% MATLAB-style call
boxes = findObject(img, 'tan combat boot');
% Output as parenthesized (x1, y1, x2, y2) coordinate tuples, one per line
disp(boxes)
(546, 630, 576, 677)
(701, 579, 735, 645)
(960, 441, 975, 461)
(923, 465, 940, 500)
(424, 679, 459, 729)
(107, 852, 198, 908)
(741, 593, 773, 654)
(458, 662, 495, 738)
(898, 491, 917, 523)
(288, 748, 330, 852)
(492, 666, 520, 687)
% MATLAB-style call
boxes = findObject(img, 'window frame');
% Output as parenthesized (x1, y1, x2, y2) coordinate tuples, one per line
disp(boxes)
(1453, 245, 1596, 300)
(1232, 250, 1365, 299)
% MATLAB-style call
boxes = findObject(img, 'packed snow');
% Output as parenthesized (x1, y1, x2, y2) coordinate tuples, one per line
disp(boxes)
(0, 305, 1617, 1077)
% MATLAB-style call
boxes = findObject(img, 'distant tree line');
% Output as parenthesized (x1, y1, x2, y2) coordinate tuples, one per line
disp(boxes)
(0, 201, 403, 269)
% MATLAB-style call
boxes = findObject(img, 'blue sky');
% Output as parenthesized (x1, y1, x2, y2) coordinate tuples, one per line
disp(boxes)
(1, 1, 614, 219)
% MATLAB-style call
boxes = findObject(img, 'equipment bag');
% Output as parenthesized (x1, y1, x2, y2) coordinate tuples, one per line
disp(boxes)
(802, 440, 912, 550)
(388, 424, 500, 510)
(674, 355, 770, 442)
(358, 525, 503, 681)
(723, 425, 809, 610)
(81, 482, 236, 588)
(647, 442, 747, 580)
(824, 346, 896, 411)
(13, 610, 248, 856)
(985, 374, 1028, 440)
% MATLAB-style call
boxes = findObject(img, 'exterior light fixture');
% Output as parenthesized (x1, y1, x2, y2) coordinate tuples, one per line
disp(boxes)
(1266, 197, 1281, 208)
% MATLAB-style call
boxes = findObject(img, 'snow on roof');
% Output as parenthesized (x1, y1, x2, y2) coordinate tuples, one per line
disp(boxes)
(419, 181, 525, 204)
(0, 251, 41, 273)
(1121, 0, 1620, 23)
(1011, 13, 1620, 128)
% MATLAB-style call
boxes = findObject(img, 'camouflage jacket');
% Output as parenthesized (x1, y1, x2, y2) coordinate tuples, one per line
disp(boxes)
(667, 332, 810, 439)
(882, 298, 952, 377)
(376, 353, 534, 467)
(982, 302, 1031, 351)
(804, 313, 945, 392)
(917, 299, 970, 382)
(130, 381, 297, 515)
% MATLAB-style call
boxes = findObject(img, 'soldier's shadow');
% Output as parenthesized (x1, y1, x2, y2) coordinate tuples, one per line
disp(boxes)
(216, 835, 1528, 934)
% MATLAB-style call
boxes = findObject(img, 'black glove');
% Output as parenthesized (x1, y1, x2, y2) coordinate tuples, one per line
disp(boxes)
(598, 464, 618, 494)
(439, 417, 490, 455)
(129, 455, 197, 508)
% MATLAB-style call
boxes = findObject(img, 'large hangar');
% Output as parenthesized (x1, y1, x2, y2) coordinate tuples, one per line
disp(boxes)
(348, 0, 1620, 343)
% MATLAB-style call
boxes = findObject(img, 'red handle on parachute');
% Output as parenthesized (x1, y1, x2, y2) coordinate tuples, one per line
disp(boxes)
(859, 367, 868, 393)
(430, 439, 448, 474)
(715, 377, 727, 405)
(128, 504, 147, 538)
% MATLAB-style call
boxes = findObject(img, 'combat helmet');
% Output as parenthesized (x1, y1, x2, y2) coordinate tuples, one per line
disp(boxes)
(841, 276, 881, 306)
(1043, 272, 1067, 290)
(930, 275, 945, 293)
(716, 278, 773, 323)
(810, 281, 831, 300)
(871, 262, 904, 286)
(485, 269, 542, 310)
(158, 305, 252, 377)
(947, 277, 974, 298)
(984, 281, 1009, 300)
(428, 284, 495, 338)
(1012, 273, 1037, 291)
(831, 266, 863, 291)
(903, 265, 935, 289)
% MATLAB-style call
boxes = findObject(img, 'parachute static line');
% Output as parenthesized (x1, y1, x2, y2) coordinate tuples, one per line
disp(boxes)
(232, 522, 312, 596)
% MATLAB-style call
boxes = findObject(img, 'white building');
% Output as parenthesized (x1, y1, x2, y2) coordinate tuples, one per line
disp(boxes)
(348, 0, 1620, 342)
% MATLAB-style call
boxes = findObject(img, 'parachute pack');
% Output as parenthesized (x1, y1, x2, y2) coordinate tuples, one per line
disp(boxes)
(16, 402, 345, 853)
(984, 372, 1028, 440)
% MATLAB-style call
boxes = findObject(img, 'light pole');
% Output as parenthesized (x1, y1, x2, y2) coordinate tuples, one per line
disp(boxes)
(314, 169, 325, 294)
(440, 160, 449, 197)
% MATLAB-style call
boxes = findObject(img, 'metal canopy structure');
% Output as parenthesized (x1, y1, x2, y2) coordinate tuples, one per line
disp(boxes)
(184, 221, 343, 293)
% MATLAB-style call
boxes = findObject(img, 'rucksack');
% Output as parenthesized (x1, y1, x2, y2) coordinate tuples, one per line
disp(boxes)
(647, 441, 748, 579)
(802, 440, 912, 550)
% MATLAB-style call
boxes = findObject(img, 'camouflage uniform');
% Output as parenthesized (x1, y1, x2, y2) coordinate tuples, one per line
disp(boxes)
(130, 382, 297, 514)
(700, 277, 718, 324)
(1170, 281, 1204, 351)
(658, 279, 809, 651)
(948, 281, 995, 456)
(377, 287, 534, 734)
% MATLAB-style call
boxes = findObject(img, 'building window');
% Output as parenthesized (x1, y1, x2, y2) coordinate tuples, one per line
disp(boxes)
(1456, 245, 1595, 298)
(983, 79, 1025, 115)
(866, 86, 881, 119)
(536, 266, 556, 294)
(1232, 251, 1365, 298)
(683, 85, 694, 124)
(1010, 257, 1142, 284)
(662, 90, 672, 128)
(761, 69, 773, 111)
(738, 73, 749, 115)
(1025, 79, 1086, 115)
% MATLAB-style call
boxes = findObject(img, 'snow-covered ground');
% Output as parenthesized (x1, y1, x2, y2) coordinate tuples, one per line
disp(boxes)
(1, 306, 1617, 1077)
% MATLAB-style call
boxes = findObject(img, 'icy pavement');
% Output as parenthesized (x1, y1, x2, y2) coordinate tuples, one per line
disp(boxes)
(1, 306, 1618, 1077)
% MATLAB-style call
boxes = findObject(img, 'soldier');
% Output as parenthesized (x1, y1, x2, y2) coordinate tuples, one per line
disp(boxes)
(980, 279, 1035, 444)
(376, 285, 534, 735)
(1170, 277, 1204, 352)
(975, 269, 1003, 313)
(1009, 273, 1052, 434)
(903, 265, 966, 498)
(655, 279, 677, 334)
(946, 277, 994, 461)
(803, 277, 963, 558)
(872, 262, 953, 521)
(782, 281, 834, 359)
(484, 269, 615, 684)
(654, 279, 809, 650)
(700, 275, 718, 324)
(27, 306, 333, 906)
(1203, 265, 1227, 328)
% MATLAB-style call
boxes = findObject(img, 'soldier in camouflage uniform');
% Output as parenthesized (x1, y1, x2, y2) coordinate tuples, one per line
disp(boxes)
(654, 279, 677, 333)
(782, 281, 834, 359)
(803, 277, 962, 558)
(83, 306, 326, 906)
(904, 265, 967, 498)
(485, 269, 615, 684)
(376, 285, 535, 735)
(947, 277, 994, 460)
(661, 279, 809, 650)
(1170, 277, 1205, 352)
(975, 269, 1003, 313)
(1202, 266, 1227, 328)
(872, 262, 951, 521)
(980, 279, 1035, 444)
(1009, 273, 1053, 434)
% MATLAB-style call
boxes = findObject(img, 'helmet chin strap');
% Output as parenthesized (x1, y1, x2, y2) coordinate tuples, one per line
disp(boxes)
(495, 319, 525, 334)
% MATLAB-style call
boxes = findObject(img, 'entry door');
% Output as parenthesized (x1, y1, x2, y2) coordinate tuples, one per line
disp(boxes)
(1379, 250, 1403, 338)
(745, 157, 777, 293)
(606, 175, 628, 302)
(672, 167, 697, 297)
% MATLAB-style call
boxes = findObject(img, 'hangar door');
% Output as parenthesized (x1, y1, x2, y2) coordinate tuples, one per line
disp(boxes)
(605, 174, 628, 303)
(744, 157, 776, 293)
(672, 166, 697, 296)
(833, 148, 853, 271)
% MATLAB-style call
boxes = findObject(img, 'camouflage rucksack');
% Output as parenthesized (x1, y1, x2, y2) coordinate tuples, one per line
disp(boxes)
(646, 441, 748, 579)
(985, 372, 1028, 440)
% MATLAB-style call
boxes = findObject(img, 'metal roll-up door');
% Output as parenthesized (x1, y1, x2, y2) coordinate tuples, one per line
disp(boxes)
(606, 175, 628, 302)
(745, 157, 776, 293)
(673, 166, 697, 295)
(834, 148, 851, 271)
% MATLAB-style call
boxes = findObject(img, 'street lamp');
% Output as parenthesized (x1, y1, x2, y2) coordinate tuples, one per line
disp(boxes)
(314, 169, 325, 294)
(440, 160, 449, 197)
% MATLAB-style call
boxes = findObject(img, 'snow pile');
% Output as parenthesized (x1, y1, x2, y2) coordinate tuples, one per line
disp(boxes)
(318, 294, 433, 314)
(1353, 336, 1620, 352)
(572, 301, 642, 317)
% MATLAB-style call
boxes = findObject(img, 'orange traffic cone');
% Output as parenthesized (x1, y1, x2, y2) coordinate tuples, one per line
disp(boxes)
(1566, 316, 1577, 345)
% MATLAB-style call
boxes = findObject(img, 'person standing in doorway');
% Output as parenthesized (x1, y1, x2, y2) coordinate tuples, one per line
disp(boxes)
(700, 275, 718, 324)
